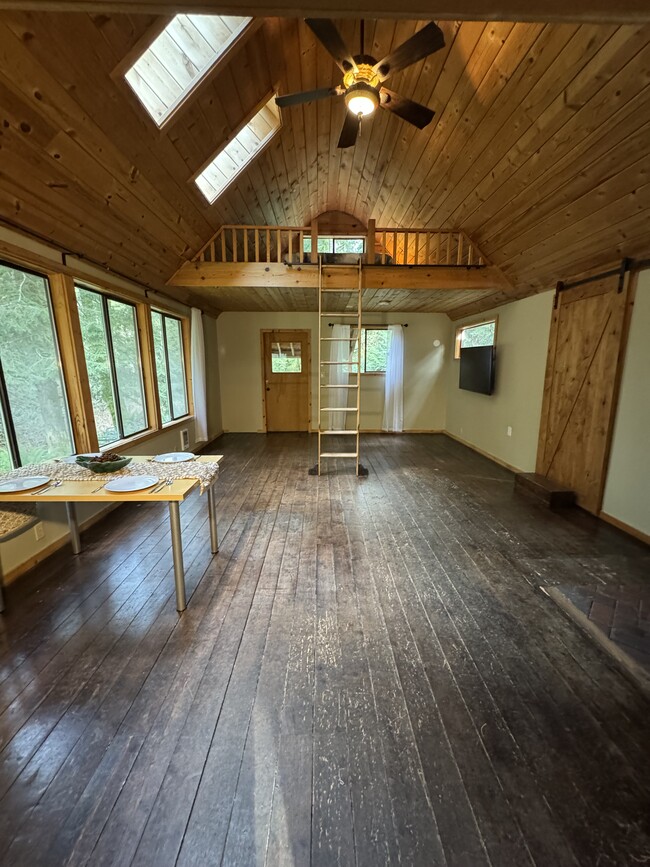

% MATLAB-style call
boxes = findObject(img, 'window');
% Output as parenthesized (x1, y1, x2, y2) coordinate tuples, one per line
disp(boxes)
(125, 14, 252, 126)
(350, 327, 391, 373)
(151, 311, 189, 422)
(303, 237, 365, 255)
(454, 319, 497, 359)
(194, 97, 281, 204)
(0, 262, 74, 470)
(271, 341, 302, 373)
(75, 286, 148, 446)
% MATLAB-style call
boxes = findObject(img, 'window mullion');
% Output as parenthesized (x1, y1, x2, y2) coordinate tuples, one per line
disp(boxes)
(162, 315, 175, 420)
(49, 273, 99, 453)
(103, 295, 125, 440)
(135, 302, 160, 432)
(0, 358, 21, 468)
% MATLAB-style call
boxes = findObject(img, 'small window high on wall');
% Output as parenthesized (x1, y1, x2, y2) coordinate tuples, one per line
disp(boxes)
(75, 286, 148, 446)
(454, 319, 497, 359)
(0, 262, 74, 469)
(125, 14, 252, 126)
(151, 310, 189, 423)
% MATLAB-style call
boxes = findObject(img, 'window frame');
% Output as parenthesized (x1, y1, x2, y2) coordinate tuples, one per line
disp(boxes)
(75, 283, 150, 447)
(151, 308, 191, 423)
(454, 317, 498, 360)
(0, 260, 75, 468)
(303, 236, 366, 255)
(351, 325, 391, 375)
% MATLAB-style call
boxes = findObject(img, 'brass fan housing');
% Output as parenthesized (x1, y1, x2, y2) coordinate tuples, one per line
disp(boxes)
(343, 63, 380, 90)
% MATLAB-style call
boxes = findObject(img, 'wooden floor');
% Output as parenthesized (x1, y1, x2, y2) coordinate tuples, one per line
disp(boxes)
(0, 433, 649, 867)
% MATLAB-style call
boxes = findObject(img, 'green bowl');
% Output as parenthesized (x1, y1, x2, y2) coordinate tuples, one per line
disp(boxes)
(76, 455, 132, 474)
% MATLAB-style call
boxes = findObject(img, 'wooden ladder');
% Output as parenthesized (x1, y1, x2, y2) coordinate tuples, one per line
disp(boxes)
(310, 257, 367, 476)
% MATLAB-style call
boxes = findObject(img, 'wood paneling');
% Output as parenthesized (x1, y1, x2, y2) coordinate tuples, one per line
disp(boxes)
(2, 1, 650, 25)
(0, 12, 649, 316)
(535, 267, 633, 514)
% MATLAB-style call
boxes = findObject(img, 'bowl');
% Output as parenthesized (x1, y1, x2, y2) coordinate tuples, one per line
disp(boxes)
(76, 455, 132, 474)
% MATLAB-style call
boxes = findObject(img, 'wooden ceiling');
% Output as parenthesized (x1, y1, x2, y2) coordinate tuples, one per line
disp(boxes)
(1, 10, 649, 317)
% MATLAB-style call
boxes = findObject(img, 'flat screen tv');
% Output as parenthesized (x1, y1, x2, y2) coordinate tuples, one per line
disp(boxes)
(459, 345, 495, 395)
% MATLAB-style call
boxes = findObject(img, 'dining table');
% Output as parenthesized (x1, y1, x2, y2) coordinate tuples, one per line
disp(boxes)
(0, 454, 223, 612)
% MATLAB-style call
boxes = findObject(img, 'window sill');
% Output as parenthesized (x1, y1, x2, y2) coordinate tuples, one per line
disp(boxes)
(102, 416, 194, 453)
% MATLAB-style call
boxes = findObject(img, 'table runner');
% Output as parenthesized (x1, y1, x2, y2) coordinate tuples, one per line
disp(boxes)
(0, 457, 220, 494)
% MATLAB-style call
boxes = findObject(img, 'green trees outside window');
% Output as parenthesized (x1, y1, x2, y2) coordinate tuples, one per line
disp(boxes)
(0, 262, 74, 470)
(151, 311, 188, 423)
(350, 327, 391, 373)
(75, 285, 147, 446)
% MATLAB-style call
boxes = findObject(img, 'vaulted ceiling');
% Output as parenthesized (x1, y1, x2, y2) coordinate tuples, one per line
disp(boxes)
(1, 9, 649, 316)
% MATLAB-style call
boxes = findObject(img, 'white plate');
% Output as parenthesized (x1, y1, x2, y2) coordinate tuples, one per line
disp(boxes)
(104, 475, 159, 493)
(61, 453, 101, 464)
(0, 476, 50, 493)
(153, 452, 195, 464)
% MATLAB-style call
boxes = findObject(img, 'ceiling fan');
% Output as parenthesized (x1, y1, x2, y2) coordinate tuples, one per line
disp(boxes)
(275, 19, 445, 148)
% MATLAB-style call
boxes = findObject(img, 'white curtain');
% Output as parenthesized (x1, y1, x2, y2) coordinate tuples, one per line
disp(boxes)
(382, 324, 404, 433)
(329, 324, 351, 431)
(191, 308, 208, 443)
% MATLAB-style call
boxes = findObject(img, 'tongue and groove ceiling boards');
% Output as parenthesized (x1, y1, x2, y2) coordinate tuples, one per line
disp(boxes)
(0, 7, 649, 316)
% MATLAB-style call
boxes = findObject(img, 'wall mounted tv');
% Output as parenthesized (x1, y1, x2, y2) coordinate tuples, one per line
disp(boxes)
(459, 345, 496, 395)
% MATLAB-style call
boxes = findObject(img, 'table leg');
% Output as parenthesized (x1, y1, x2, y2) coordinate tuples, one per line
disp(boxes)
(169, 501, 186, 612)
(207, 484, 219, 554)
(66, 503, 82, 554)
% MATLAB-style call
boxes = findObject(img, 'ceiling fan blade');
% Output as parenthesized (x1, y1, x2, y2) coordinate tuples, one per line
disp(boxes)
(305, 18, 357, 73)
(276, 87, 341, 108)
(337, 111, 361, 148)
(373, 22, 445, 81)
(380, 88, 435, 129)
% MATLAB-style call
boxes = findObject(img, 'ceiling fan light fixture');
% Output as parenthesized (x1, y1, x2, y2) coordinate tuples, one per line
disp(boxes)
(345, 82, 379, 117)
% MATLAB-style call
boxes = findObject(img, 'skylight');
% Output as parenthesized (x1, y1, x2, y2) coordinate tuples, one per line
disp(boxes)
(194, 97, 281, 204)
(125, 14, 251, 126)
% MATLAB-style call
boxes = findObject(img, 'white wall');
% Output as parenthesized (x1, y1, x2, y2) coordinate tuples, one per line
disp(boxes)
(203, 314, 223, 440)
(216, 311, 449, 433)
(601, 269, 650, 537)
(445, 291, 554, 472)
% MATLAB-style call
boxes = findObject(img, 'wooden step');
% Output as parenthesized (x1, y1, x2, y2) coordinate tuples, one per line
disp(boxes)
(514, 473, 576, 508)
(320, 452, 358, 458)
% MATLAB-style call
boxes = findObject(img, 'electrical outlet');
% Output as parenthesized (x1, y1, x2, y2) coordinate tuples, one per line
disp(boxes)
(507, 426, 512, 437)
(34, 522, 45, 541)
(180, 428, 190, 450)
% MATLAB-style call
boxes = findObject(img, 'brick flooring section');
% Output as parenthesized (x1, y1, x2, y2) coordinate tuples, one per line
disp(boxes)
(554, 584, 650, 670)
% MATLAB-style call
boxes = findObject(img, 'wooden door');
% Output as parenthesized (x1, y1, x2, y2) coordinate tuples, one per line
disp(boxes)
(536, 268, 632, 514)
(262, 330, 310, 431)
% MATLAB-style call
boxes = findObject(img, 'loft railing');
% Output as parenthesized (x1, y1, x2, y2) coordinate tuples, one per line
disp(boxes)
(192, 225, 487, 267)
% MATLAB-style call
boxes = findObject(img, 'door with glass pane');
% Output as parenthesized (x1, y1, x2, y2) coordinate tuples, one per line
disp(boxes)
(262, 330, 310, 432)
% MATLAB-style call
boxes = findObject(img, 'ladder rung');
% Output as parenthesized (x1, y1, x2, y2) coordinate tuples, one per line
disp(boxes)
(320, 361, 358, 366)
(320, 452, 358, 458)
(321, 312, 359, 317)
(320, 384, 358, 388)
(320, 337, 359, 341)
(320, 288, 361, 293)
(321, 407, 358, 412)
(320, 430, 358, 435)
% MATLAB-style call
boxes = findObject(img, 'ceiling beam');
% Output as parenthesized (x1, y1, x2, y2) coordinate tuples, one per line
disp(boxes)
(168, 261, 512, 292)
(0, 1, 648, 23)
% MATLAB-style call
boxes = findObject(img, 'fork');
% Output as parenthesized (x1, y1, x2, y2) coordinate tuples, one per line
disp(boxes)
(30, 481, 63, 496)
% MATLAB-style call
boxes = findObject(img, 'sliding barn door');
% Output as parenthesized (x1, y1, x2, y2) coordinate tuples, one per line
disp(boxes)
(536, 268, 632, 514)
